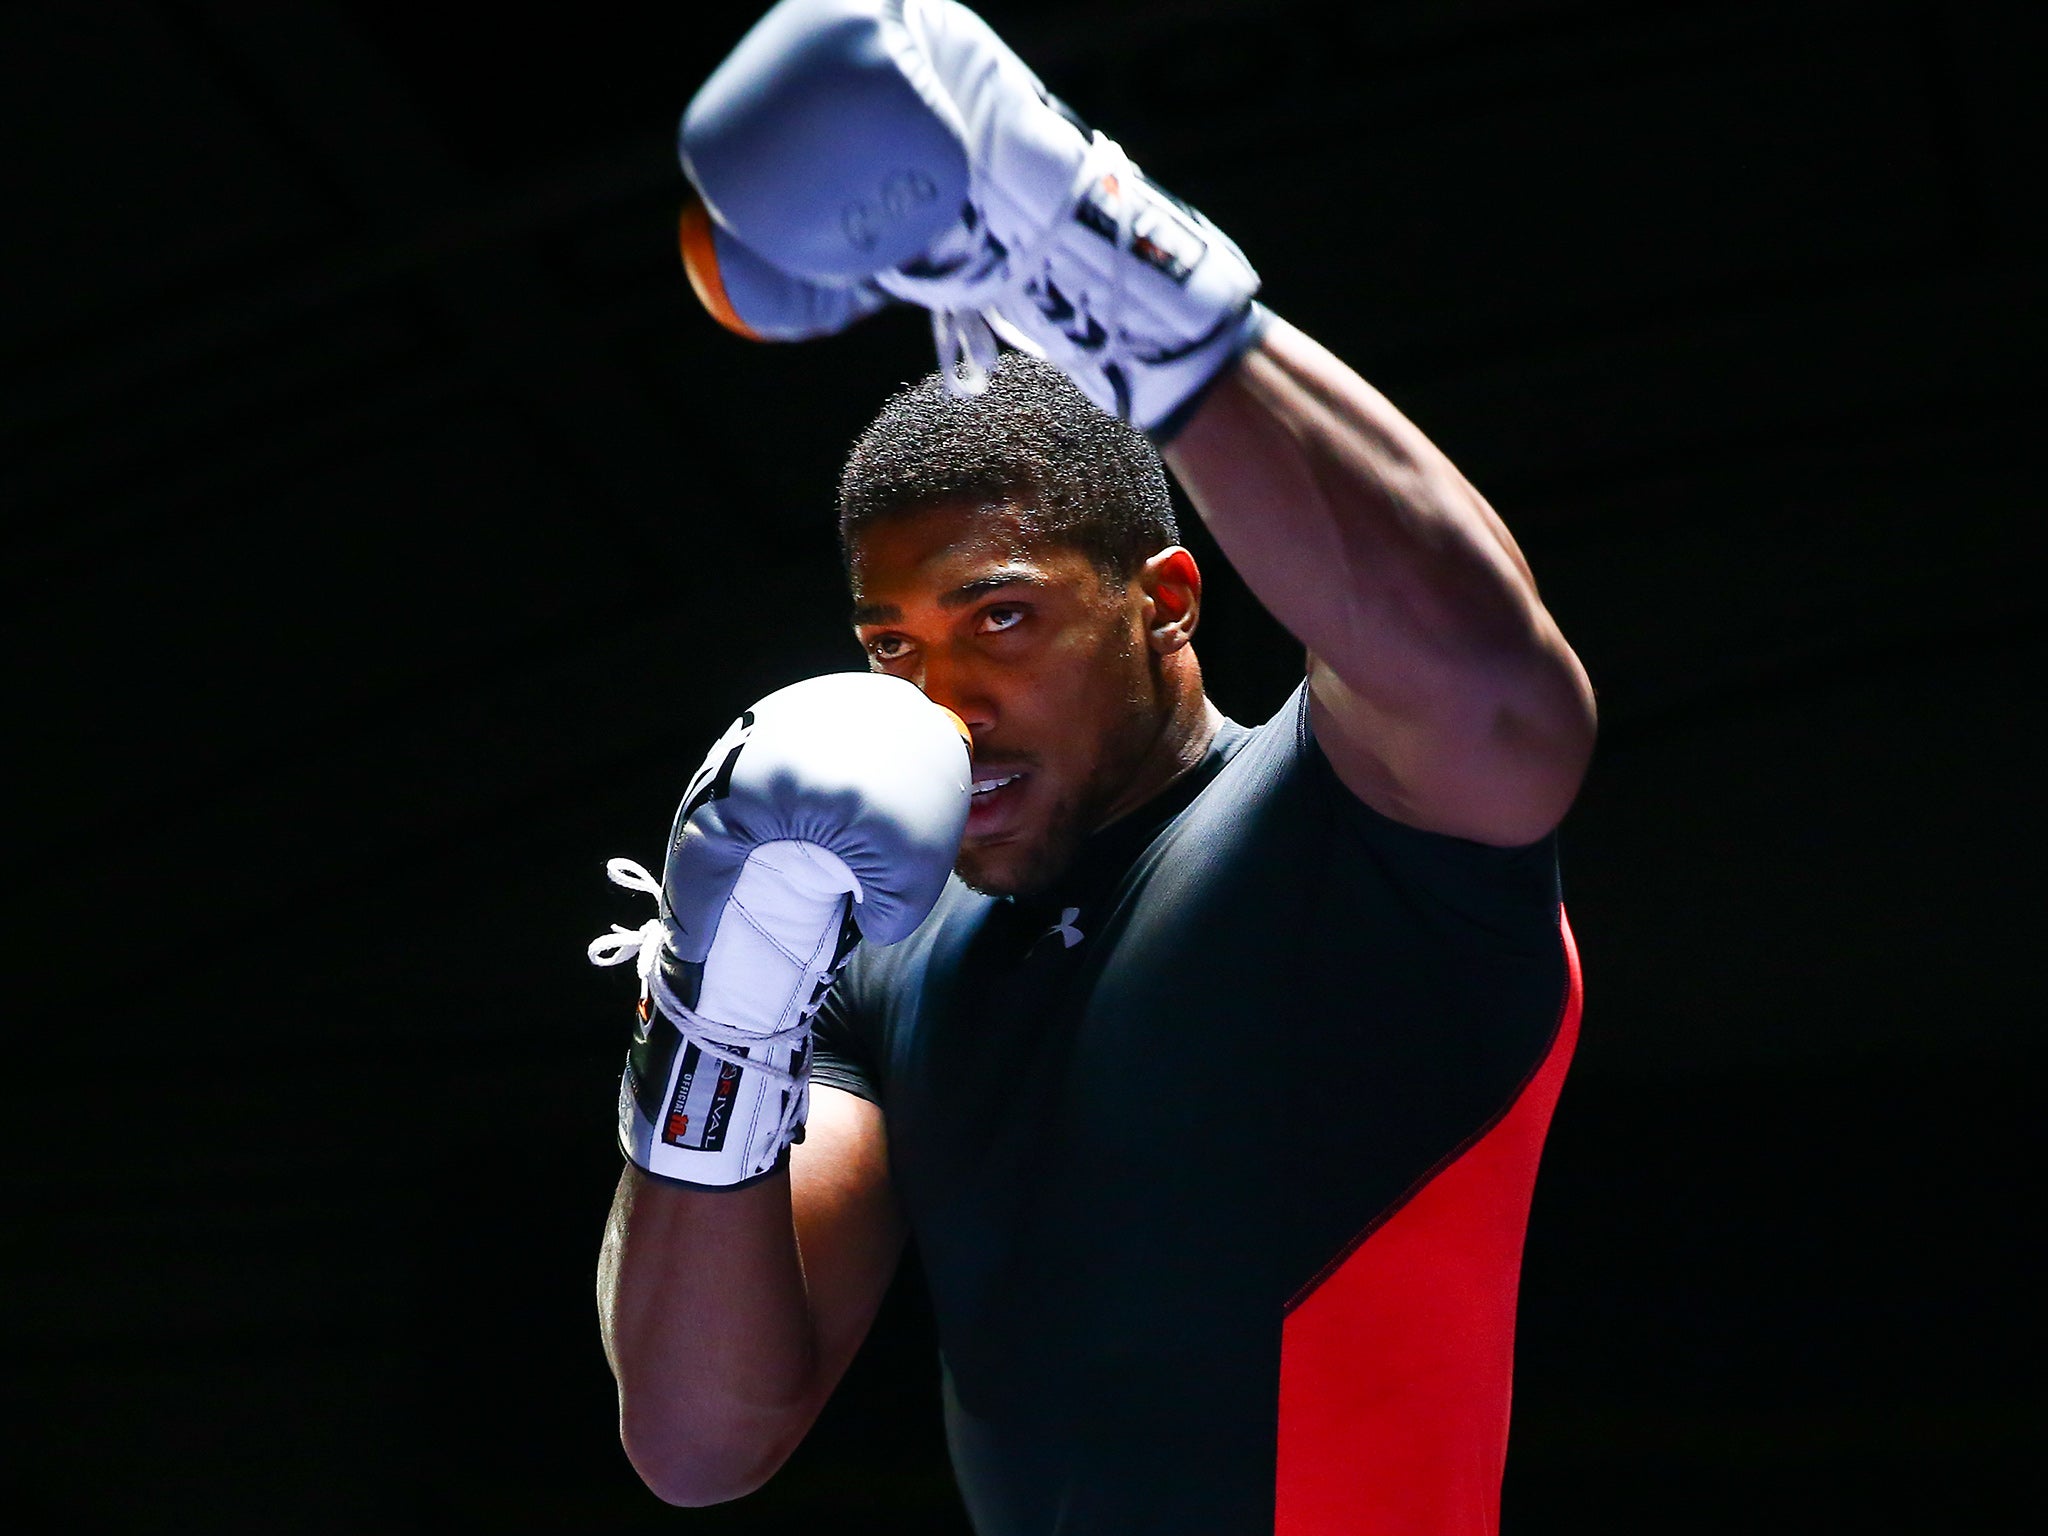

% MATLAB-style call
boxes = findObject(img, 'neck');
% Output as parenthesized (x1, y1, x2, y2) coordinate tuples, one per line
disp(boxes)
(1091, 677, 1222, 834)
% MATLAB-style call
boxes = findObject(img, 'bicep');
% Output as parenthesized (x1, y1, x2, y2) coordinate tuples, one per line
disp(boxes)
(1308, 647, 1594, 848)
(787, 1084, 907, 1408)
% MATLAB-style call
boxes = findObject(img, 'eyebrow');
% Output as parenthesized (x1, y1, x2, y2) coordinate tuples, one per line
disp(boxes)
(849, 570, 1048, 628)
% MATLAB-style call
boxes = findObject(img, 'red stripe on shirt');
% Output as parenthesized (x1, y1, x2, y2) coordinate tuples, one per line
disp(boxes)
(1275, 907, 1583, 1536)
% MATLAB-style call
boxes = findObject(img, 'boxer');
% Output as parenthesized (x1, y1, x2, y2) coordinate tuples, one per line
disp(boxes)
(595, 6, 1595, 1532)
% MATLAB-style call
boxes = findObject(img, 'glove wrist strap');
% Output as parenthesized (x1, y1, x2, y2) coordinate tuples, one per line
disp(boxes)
(591, 858, 840, 1188)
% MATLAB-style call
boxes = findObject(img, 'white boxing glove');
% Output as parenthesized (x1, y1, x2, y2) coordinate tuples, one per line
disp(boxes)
(678, 0, 1265, 438)
(590, 673, 971, 1188)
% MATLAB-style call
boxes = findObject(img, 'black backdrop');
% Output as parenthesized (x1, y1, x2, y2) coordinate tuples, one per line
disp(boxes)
(5, 1, 2042, 1531)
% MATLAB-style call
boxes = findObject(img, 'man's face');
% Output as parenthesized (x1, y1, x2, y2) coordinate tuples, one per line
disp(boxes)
(848, 501, 1166, 897)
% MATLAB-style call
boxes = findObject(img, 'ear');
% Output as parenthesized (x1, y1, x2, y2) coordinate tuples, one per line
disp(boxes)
(1138, 546, 1202, 654)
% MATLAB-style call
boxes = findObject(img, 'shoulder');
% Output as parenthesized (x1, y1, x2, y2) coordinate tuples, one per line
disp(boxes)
(838, 877, 992, 1011)
(815, 878, 994, 1106)
(1186, 681, 1561, 918)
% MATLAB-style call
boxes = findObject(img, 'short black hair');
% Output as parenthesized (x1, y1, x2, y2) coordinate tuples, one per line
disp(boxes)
(837, 354, 1177, 581)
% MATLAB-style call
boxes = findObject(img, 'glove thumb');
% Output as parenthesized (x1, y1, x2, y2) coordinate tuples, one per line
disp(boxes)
(680, 199, 893, 342)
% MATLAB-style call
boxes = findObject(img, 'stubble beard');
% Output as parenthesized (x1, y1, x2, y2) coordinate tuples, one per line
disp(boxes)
(955, 780, 1094, 899)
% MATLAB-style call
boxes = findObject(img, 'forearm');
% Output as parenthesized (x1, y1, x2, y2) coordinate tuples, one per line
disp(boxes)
(598, 1165, 820, 1505)
(587, 676, 944, 1502)
(1167, 315, 1561, 714)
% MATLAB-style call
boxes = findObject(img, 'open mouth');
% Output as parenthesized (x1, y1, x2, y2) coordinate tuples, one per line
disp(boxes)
(965, 769, 1029, 837)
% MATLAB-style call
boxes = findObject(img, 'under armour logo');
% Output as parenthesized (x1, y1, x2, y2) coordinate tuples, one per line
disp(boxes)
(1044, 907, 1084, 949)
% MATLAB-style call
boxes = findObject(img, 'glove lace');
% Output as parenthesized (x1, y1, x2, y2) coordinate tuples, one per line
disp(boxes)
(909, 132, 1140, 417)
(587, 857, 839, 1172)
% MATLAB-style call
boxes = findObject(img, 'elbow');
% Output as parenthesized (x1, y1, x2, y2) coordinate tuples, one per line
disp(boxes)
(629, 1465, 766, 1510)
(620, 1430, 775, 1508)
(618, 1404, 799, 1508)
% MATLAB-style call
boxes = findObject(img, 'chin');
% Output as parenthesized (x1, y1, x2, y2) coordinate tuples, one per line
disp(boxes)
(956, 848, 1040, 900)
(955, 777, 1104, 898)
(956, 828, 1081, 900)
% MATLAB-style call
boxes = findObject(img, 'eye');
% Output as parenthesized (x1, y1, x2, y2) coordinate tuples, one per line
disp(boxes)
(978, 605, 1026, 635)
(865, 633, 913, 663)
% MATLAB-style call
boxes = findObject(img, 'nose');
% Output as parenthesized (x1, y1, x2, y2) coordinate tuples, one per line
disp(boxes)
(916, 649, 995, 742)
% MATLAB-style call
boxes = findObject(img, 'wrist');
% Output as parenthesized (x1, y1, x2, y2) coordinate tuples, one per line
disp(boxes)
(1146, 301, 1274, 445)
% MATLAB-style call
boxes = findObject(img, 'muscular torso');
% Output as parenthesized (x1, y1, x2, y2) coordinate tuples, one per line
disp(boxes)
(814, 684, 1577, 1535)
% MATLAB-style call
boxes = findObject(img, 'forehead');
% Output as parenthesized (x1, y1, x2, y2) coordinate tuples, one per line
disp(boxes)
(847, 500, 1101, 608)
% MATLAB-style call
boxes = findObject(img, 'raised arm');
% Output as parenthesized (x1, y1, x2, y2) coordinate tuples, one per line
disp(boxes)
(1166, 319, 1596, 846)
(667, 2, 1592, 849)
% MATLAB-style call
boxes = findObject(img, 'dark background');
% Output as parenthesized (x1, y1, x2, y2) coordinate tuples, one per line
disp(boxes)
(5, 0, 2043, 1530)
